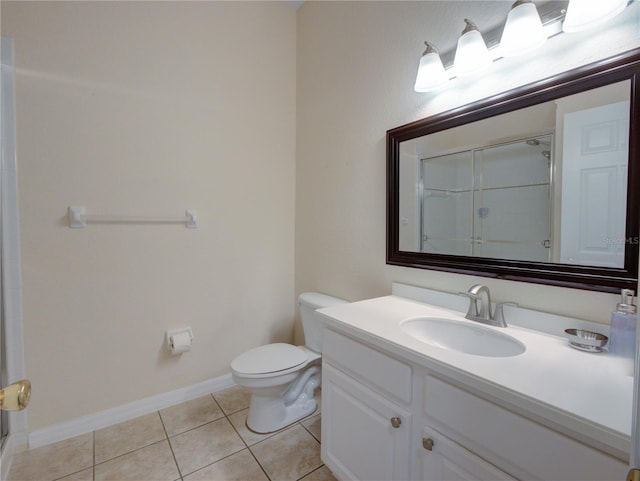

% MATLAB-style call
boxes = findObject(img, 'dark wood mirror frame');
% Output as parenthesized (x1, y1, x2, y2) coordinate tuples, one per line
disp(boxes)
(387, 48, 640, 293)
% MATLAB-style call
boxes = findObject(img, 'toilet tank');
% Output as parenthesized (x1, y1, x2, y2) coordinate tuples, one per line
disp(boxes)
(299, 292, 348, 353)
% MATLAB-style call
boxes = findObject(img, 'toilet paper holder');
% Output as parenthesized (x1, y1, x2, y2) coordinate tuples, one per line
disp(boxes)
(166, 327, 194, 354)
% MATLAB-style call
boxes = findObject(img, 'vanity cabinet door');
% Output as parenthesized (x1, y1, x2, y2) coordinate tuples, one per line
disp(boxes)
(424, 375, 628, 480)
(421, 428, 516, 481)
(321, 362, 412, 481)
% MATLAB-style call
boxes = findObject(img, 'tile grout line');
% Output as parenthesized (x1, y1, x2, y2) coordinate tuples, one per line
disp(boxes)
(170, 392, 267, 480)
(90, 411, 171, 472)
(300, 413, 321, 443)
(49, 431, 97, 481)
(249, 422, 310, 481)
(215, 392, 274, 481)
(180, 396, 244, 479)
(297, 415, 325, 481)
(242, 418, 321, 481)
(92, 438, 169, 469)
(168, 393, 250, 480)
(247, 419, 324, 481)
(93, 430, 96, 481)
(158, 408, 184, 481)
(297, 464, 326, 481)
(245, 444, 273, 481)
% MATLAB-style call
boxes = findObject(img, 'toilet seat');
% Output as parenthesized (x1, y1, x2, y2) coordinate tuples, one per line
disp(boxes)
(231, 343, 308, 376)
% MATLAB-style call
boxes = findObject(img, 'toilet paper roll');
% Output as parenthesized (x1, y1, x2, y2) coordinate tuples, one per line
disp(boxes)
(170, 331, 192, 355)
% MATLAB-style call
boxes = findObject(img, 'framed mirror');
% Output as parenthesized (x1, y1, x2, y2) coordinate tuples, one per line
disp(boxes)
(387, 49, 640, 293)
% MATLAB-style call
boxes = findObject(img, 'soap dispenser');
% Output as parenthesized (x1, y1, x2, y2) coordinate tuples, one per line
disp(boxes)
(609, 288, 637, 374)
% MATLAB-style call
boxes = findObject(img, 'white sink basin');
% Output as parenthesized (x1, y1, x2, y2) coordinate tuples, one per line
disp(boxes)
(400, 317, 526, 357)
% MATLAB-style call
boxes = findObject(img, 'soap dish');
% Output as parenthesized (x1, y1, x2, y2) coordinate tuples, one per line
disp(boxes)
(564, 328, 608, 353)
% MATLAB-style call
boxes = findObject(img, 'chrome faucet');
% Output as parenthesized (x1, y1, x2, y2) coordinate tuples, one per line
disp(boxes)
(465, 284, 492, 322)
(459, 284, 516, 328)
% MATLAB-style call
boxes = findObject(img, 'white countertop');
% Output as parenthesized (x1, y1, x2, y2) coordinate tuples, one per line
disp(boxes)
(318, 294, 633, 459)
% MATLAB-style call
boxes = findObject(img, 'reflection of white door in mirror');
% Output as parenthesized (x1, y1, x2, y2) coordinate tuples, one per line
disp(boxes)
(560, 101, 630, 268)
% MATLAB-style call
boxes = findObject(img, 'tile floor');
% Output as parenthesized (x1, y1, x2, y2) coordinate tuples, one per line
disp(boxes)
(8, 386, 337, 481)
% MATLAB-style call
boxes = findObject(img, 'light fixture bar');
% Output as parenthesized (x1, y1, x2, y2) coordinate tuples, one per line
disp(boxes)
(438, 1, 568, 71)
(414, 0, 634, 92)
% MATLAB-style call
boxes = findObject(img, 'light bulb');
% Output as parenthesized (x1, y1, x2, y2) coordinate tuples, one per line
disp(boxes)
(453, 19, 491, 77)
(500, 0, 547, 57)
(414, 42, 448, 92)
(563, 0, 627, 33)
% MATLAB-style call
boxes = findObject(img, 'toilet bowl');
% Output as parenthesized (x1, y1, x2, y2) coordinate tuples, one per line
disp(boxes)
(230, 292, 347, 433)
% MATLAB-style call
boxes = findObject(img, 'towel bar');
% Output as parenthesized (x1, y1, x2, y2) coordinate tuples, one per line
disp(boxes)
(68, 206, 198, 228)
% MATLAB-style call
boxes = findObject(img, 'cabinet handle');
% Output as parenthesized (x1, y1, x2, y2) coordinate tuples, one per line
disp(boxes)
(390, 416, 401, 428)
(422, 437, 434, 451)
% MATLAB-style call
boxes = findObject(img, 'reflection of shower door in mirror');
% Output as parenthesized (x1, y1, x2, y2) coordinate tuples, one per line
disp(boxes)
(420, 136, 553, 262)
(473, 136, 553, 263)
(420, 151, 473, 256)
(560, 101, 629, 268)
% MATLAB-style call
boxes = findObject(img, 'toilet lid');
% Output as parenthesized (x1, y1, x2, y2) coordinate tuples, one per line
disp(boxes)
(231, 343, 308, 375)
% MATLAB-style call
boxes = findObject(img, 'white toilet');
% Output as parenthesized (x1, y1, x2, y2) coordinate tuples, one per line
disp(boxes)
(230, 292, 347, 433)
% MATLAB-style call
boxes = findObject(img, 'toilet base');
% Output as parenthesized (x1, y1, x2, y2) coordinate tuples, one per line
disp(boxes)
(246, 392, 317, 434)
(245, 365, 321, 434)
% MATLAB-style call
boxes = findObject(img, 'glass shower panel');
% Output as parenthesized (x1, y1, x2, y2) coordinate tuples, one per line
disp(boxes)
(473, 136, 552, 262)
(421, 151, 473, 255)
(479, 136, 552, 189)
(473, 185, 551, 261)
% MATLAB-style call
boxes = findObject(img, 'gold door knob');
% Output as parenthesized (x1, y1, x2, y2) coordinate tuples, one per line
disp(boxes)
(390, 416, 401, 428)
(422, 437, 435, 451)
(628, 468, 640, 481)
(0, 380, 31, 411)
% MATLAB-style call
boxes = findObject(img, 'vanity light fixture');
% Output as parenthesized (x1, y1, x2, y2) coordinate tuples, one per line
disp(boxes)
(500, 0, 547, 57)
(562, 0, 628, 33)
(413, 0, 634, 93)
(453, 19, 491, 77)
(414, 42, 448, 92)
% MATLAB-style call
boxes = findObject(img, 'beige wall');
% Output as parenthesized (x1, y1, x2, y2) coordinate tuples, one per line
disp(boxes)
(2, 1, 296, 432)
(295, 1, 640, 343)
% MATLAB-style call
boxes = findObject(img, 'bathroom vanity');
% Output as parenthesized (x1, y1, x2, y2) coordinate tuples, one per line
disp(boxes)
(318, 284, 631, 481)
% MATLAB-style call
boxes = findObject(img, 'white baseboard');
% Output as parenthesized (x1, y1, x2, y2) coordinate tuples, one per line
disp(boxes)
(28, 373, 235, 449)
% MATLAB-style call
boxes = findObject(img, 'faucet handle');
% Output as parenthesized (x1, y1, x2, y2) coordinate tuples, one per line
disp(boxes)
(458, 292, 479, 319)
(492, 302, 518, 327)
